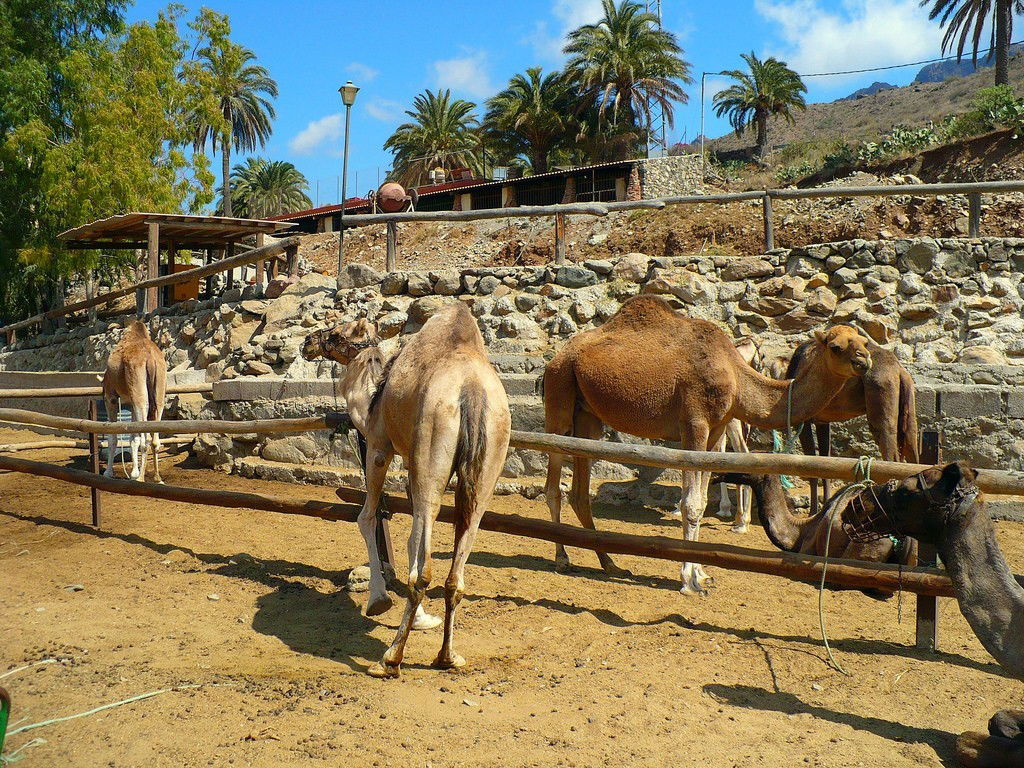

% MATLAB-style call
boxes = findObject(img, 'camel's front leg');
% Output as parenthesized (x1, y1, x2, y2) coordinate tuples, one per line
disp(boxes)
(678, 469, 713, 595)
(727, 419, 751, 533)
(358, 446, 394, 618)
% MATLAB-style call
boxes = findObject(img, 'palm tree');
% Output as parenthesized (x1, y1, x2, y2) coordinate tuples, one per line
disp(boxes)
(713, 52, 807, 159)
(189, 41, 277, 217)
(384, 89, 480, 187)
(217, 158, 312, 218)
(922, 0, 1024, 85)
(563, 0, 691, 156)
(484, 68, 577, 174)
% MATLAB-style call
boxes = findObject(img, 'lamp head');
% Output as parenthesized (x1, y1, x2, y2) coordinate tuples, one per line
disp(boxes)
(339, 81, 359, 106)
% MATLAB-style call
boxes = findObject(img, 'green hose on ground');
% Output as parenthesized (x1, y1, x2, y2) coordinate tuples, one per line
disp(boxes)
(0, 687, 10, 757)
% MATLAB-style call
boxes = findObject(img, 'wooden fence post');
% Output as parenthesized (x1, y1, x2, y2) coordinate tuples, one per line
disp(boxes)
(968, 192, 981, 238)
(88, 399, 102, 529)
(226, 243, 235, 290)
(916, 429, 941, 651)
(255, 232, 266, 289)
(286, 243, 299, 278)
(762, 193, 774, 250)
(146, 222, 159, 314)
(386, 221, 398, 272)
(554, 213, 566, 265)
(86, 272, 97, 321)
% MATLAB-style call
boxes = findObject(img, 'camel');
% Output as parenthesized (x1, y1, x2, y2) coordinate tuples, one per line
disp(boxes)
(840, 461, 1024, 766)
(302, 304, 511, 678)
(717, 472, 918, 596)
(786, 336, 919, 511)
(542, 294, 872, 595)
(714, 335, 760, 533)
(101, 319, 166, 483)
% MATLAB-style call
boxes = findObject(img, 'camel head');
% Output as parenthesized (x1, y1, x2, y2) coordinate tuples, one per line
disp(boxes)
(841, 461, 980, 545)
(813, 326, 872, 378)
(302, 318, 380, 364)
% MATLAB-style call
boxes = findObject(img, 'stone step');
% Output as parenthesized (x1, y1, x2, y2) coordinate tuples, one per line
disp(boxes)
(507, 395, 545, 431)
(487, 352, 547, 374)
(499, 372, 542, 397)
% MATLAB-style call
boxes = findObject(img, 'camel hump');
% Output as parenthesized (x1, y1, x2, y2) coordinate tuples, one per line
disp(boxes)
(608, 294, 680, 327)
(418, 302, 484, 354)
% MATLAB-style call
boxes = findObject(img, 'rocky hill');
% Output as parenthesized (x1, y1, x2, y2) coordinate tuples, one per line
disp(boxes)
(710, 55, 1024, 154)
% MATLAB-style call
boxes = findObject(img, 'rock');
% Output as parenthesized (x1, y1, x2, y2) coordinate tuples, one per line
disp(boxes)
(406, 272, 432, 296)
(898, 239, 939, 274)
(932, 284, 959, 303)
(595, 299, 620, 320)
(897, 274, 924, 295)
(281, 272, 335, 299)
(642, 268, 715, 305)
(239, 300, 268, 317)
(899, 303, 937, 320)
(515, 294, 541, 312)
(555, 266, 599, 289)
(262, 435, 320, 464)
(432, 271, 461, 295)
(208, 594, 220, 601)
(721, 258, 774, 281)
(805, 287, 837, 315)
(499, 315, 542, 340)
(380, 272, 408, 295)
(492, 297, 515, 316)
(774, 309, 819, 333)
(718, 282, 746, 302)
(588, 232, 609, 246)
(739, 295, 798, 317)
(337, 263, 382, 289)
(825, 255, 846, 272)
(408, 296, 455, 325)
(244, 360, 273, 375)
(960, 346, 1006, 365)
(477, 275, 501, 294)
(378, 311, 406, 338)
(612, 253, 650, 282)
(858, 316, 894, 344)
(584, 259, 613, 274)
(196, 345, 220, 368)
(571, 299, 596, 323)
(786, 256, 824, 278)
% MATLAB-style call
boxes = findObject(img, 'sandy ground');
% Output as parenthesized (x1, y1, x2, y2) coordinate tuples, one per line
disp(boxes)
(1, 427, 1021, 768)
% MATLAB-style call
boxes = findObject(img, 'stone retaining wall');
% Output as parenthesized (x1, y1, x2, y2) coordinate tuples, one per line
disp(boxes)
(638, 154, 704, 199)
(5, 236, 1024, 502)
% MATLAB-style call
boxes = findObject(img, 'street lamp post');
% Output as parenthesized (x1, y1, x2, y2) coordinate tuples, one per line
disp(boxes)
(337, 80, 359, 280)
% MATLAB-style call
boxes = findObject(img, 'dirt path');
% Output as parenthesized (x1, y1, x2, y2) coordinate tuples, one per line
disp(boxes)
(0, 429, 1020, 767)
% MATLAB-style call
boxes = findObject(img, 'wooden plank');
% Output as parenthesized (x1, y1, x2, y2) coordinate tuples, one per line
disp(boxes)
(507, 430, 1024, 496)
(916, 429, 942, 651)
(0, 452, 967, 598)
(88, 399, 102, 528)
(768, 180, 1024, 200)
(968, 193, 982, 238)
(762, 193, 774, 250)
(0, 383, 213, 399)
(255, 232, 265, 287)
(554, 213, 566, 265)
(0, 408, 346, 436)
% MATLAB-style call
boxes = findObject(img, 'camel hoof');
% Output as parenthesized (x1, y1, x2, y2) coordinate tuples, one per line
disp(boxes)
(365, 594, 394, 617)
(103, 470, 114, 479)
(599, 556, 630, 578)
(715, 509, 732, 520)
(668, 509, 683, 520)
(678, 582, 709, 597)
(412, 612, 442, 631)
(731, 524, 749, 534)
(433, 653, 466, 670)
(367, 662, 400, 679)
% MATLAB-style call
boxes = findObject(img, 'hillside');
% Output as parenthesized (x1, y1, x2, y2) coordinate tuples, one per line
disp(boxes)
(709, 54, 1024, 155)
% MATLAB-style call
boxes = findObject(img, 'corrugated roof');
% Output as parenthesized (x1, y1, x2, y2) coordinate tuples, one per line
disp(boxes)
(59, 212, 295, 248)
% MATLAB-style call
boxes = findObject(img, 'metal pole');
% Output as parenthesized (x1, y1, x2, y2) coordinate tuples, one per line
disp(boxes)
(700, 72, 706, 179)
(337, 102, 353, 277)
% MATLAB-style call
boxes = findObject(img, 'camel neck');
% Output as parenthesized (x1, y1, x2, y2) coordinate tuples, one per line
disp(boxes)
(337, 347, 393, 435)
(940, 503, 1024, 678)
(733, 344, 849, 430)
(750, 475, 803, 551)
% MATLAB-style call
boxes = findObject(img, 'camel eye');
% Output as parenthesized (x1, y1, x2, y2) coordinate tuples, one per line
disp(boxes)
(829, 343, 842, 353)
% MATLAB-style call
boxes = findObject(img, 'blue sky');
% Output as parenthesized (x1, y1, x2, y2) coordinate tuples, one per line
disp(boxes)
(127, 0, 960, 207)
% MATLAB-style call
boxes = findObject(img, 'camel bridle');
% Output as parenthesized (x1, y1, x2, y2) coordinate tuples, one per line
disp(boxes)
(315, 328, 375, 361)
(842, 471, 981, 543)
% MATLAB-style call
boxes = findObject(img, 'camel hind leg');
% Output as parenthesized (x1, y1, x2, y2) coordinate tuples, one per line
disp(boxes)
(677, 419, 717, 596)
(726, 420, 751, 533)
(103, 394, 118, 478)
(542, 357, 576, 570)
(568, 410, 626, 575)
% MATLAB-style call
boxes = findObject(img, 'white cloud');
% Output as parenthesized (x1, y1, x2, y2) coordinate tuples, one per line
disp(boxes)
(756, 0, 943, 86)
(289, 113, 342, 156)
(365, 98, 405, 122)
(529, 0, 605, 61)
(346, 62, 379, 82)
(432, 50, 497, 99)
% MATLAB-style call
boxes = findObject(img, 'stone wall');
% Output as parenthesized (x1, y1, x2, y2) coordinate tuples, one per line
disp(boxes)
(638, 154, 703, 199)
(5, 236, 1024, 502)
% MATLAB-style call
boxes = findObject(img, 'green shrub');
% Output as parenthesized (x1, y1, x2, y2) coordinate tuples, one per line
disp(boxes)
(776, 161, 816, 183)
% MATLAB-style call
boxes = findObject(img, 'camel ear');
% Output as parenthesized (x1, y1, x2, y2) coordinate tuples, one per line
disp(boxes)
(937, 461, 976, 494)
(813, 329, 827, 343)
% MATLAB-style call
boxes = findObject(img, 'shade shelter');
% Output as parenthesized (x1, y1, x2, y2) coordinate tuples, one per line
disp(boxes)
(59, 213, 295, 312)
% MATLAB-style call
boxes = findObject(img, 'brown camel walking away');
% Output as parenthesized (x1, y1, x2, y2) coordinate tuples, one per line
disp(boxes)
(786, 337, 919, 510)
(542, 294, 871, 595)
(840, 462, 1024, 766)
(718, 471, 918, 596)
(303, 304, 511, 678)
(102, 319, 166, 483)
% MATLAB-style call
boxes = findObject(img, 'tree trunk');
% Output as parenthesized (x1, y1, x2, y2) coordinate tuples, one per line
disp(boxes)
(221, 135, 232, 218)
(755, 113, 768, 159)
(995, 0, 1011, 86)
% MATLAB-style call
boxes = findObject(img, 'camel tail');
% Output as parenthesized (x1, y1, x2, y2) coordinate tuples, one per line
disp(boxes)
(145, 358, 160, 419)
(897, 368, 920, 463)
(454, 380, 489, 516)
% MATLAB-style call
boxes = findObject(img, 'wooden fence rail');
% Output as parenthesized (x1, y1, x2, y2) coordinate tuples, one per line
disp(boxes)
(0, 452, 965, 597)
(0, 408, 346, 436)
(0, 383, 214, 399)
